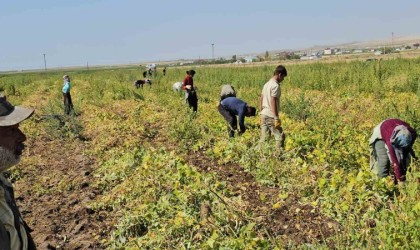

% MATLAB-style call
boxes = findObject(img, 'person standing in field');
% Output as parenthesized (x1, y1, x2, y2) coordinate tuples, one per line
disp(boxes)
(218, 96, 256, 138)
(182, 70, 198, 112)
(163, 67, 167, 76)
(369, 118, 417, 185)
(259, 65, 287, 155)
(62, 75, 73, 115)
(0, 95, 37, 250)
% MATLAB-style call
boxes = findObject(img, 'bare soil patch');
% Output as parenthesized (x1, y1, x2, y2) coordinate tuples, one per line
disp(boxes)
(14, 135, 115, 249)
(187, 150, 340, 245)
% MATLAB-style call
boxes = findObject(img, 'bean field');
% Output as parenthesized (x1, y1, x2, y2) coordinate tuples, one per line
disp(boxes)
(0, 57, 419, 249)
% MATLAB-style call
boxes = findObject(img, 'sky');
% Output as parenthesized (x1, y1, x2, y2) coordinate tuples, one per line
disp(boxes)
(1, 0, 420, 71)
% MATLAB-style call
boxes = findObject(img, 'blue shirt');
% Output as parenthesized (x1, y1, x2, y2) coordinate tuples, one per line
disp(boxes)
(221, 97, 248, 132)
(62, 80, 71, 93)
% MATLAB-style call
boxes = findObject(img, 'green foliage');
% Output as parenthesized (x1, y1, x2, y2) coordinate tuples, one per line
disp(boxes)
(3, 57, 419, 249)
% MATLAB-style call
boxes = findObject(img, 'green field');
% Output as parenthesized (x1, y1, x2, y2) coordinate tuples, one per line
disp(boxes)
(1, 57, 419, 249)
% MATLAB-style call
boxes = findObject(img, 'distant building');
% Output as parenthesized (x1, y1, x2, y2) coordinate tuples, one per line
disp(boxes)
(244, 56, 257, 63)
(300, 55, 320, 60)
(324, 48, 332, 55)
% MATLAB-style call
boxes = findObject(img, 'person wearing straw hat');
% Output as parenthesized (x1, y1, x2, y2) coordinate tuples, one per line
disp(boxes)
(0, 95, 36, 249)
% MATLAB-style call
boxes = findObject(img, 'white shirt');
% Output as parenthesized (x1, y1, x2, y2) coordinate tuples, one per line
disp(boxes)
(260, 78, 281, 118)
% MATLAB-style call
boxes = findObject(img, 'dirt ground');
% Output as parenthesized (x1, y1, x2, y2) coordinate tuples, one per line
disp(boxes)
(14, 134, 115, 249)
(187, 150, 340, 246)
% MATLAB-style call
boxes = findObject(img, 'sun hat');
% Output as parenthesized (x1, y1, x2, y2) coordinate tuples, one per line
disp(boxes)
(0, 95, 34, 126)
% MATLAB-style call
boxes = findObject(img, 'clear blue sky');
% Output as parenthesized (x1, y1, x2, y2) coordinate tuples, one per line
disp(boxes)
(1, 0, 420, 71)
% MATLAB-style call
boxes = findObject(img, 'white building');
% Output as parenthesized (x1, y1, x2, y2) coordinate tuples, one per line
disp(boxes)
(324, 48, 332, 55)
(244, 56, 257, 63)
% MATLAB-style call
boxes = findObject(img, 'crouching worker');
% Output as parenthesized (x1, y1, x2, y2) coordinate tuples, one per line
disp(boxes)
(220, 84, 236, 101)
(134, 79, 152, 89)
(369, 118, 417, 185)
(0, 95, 36, 249)
(218, 97, 256, 138)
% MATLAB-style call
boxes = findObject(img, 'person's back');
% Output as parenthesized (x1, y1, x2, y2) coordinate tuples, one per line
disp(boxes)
(260, 78, 280, 118)
(220, 84, 236, 101)
(173, 82, 183, 92)
(220, 97, 247, 116)
(218, 97, 256, 137)
(369, 118, 417, 184)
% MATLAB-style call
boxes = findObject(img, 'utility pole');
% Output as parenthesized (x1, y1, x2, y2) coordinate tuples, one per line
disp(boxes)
(211, 43, 214, 61)
(391, 32, 394, 48)
(43, 53, 47, 71)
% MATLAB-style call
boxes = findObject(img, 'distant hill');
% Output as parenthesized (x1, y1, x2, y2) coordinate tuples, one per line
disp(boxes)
(300, 35, 420, 51)
(245, 35, 420, 58)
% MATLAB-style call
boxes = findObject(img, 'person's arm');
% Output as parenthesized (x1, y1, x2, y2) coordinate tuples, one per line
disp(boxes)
(238, 106, 246, 134)
(270, 96, 279, 119)
(0, 222, 11, 250)
(270, 84, 280, 119)
(384, 139, 404, 182)
(182, 77, 188, 90)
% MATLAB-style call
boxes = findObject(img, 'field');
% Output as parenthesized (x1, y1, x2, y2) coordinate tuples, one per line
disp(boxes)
(0, 57, 419, 249)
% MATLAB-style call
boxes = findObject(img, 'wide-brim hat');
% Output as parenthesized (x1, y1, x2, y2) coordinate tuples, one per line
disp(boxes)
(0, 95, 34, 126)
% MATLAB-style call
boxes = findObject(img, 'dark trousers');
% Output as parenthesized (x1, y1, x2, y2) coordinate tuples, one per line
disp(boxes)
(218, 104, 237, 137)
(63, 92, 74, 115)
(187, 91, 198, 112)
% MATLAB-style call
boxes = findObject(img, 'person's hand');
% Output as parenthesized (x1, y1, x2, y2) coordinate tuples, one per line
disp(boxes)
(186, 85, 192, 90)
(398, 180, 406, 188)
(274, 118, 281, 129)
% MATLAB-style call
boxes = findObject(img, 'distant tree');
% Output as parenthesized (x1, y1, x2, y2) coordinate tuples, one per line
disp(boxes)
(382, 47, 393, 54)
(413, 43, 420, 49)
(285, 53, 300, 60)
(240, 58, 246, 63)
(232, 54, 237, 62)
(264, 51, 270, 60)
